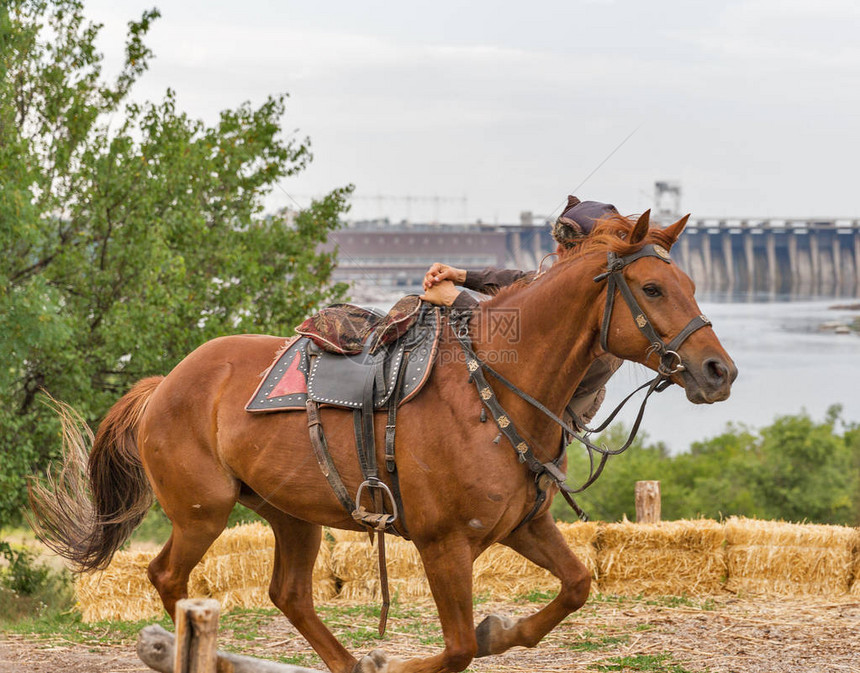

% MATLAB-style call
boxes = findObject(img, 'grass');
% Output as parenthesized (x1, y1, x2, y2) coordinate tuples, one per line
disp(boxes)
(318, 598, 445, 648)
(516, 589, 557, 603)
(0, 597, 724, 673)
(2, 609, 173, 645)
(277, 652, 323, 668)
(644, 595, 717, 611)
(563, 629, 630, 652)
(220, 608, 279, 641)
(584, 593, 715, 612)
(591, 653, 697, 672)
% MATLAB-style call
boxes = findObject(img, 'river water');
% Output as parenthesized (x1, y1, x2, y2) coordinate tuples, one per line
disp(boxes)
(600, 295, 860, 453)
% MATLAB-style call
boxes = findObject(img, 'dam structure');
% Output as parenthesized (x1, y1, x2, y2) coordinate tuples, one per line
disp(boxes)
(326, 181, 858, 298)
(669, 218, 860, 297)
(328, 217, 860, 299)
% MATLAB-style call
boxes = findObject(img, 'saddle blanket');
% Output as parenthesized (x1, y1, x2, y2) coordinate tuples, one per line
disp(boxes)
(246, 304, 441, 413)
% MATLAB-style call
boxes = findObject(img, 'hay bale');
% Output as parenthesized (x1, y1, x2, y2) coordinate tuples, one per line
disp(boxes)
(558, 521, 600, 578)
(75, 550, 204, 622)
(196, 522, 336, 608)
(327, 528, 367, 544)
(330, 535, 430, 601)
(596, 519, 725, 596)
(725, 517, 855, 597)
(473, 522, 599, 600)
(473, 545, 553, 600)
(851, 528, 860, 597)
(330, 522, 599, 602)
(75, 522, 337, 622)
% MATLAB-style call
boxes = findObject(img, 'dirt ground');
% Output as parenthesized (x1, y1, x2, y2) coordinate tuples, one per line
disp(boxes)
(2, 595, 859, 673)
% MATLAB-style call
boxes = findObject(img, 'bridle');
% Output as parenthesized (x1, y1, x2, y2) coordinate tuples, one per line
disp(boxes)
(594, 243, 711, 379)
(453, 242, 712, 522)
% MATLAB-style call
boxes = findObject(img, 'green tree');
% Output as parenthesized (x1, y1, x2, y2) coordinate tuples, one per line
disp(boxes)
(553, 426, 674, 522)
(669, 424, 761, 519)
(553, 409, 859, 525)
(843, 419, 860, 525)
(752, 408, 858, 524)
(0, 0, 349, 526)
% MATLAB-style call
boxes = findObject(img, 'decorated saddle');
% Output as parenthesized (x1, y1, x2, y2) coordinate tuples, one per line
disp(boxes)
(297, 294, 424, 355)
(246, 296, 441, 413)
(247, 296, 443, 577)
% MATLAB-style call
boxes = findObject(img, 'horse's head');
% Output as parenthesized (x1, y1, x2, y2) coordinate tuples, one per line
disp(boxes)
(590, 211, 737, 404)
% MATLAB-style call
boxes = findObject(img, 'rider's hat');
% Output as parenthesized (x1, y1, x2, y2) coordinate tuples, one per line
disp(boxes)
(552, 196, 618, 248)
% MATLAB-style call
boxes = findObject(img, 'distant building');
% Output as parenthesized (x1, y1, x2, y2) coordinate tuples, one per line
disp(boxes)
(326, 221, 514, 298)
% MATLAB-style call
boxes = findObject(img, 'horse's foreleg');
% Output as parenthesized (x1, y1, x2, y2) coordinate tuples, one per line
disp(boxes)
(474, 512, 591, 657)
(261, 507, 357, 673)
(356, 537, 477, 673)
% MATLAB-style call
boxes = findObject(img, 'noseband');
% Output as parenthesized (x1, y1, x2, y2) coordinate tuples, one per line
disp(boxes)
(454, 242, 713, 522)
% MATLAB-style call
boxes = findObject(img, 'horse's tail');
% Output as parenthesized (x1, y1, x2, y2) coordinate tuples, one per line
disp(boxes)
(29, 377, 164, 572)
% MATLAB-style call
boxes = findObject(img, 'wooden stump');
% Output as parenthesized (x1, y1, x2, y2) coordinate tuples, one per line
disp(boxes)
(174, 599, 220, 673)
(635, 480, 661, 523)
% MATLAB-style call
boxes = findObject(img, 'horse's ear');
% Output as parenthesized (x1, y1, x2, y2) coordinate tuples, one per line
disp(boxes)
(629, 209, 650, 244)
(662, 214, 690, 248)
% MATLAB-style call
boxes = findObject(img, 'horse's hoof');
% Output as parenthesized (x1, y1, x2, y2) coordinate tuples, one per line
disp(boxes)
(354, 649, 391, 673)
(475, 613, 516, 657)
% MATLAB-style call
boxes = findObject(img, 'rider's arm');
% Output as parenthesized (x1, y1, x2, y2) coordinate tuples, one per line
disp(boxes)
(449, 268, 534, 308)
(421, 264, 534, 308)
(462, 267, 533, 294)
(451, 288, 479, 309)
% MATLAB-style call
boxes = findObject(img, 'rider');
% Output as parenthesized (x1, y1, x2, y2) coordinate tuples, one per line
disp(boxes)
(419, 196, 623, 428)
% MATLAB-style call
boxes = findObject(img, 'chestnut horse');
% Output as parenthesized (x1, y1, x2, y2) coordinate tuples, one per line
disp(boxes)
(32, 212, 736, 673)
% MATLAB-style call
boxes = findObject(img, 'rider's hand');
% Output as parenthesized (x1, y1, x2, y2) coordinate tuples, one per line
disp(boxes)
(422, 263, 467, 291)
(420, 280, 461, 307)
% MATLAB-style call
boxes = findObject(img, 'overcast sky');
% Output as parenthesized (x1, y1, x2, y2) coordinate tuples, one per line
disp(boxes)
(84, 0, 860, 224)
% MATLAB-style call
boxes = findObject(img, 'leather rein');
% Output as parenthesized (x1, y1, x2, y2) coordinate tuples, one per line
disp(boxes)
(454, 243, 712, 522)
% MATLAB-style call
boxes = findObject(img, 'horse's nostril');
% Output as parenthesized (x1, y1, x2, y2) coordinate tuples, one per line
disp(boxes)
(704, 358, 728, 384)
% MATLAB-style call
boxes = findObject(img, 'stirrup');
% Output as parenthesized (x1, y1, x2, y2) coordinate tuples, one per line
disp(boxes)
(352, 478, 399, 531)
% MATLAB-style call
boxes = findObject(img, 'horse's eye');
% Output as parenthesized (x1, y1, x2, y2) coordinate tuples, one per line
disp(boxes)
(643, 284, 662, 297)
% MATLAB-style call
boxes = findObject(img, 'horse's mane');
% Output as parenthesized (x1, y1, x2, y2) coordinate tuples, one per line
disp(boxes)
(573, 213, 676, 259)
(484, 213, 675, 306)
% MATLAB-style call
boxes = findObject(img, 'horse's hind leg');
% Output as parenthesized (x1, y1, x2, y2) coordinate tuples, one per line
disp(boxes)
(253, 502, 357, 673)
(147, 514, 231, 620)
(144, 445, 238, 620)
(474, 512, 591, 657)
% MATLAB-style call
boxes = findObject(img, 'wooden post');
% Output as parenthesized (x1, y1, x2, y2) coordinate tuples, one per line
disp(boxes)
(634, 481, 661, 523)
(174, 599, 220, 673)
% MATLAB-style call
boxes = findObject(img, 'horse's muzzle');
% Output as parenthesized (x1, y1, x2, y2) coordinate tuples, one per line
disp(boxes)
(681, 355, 737, 404)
